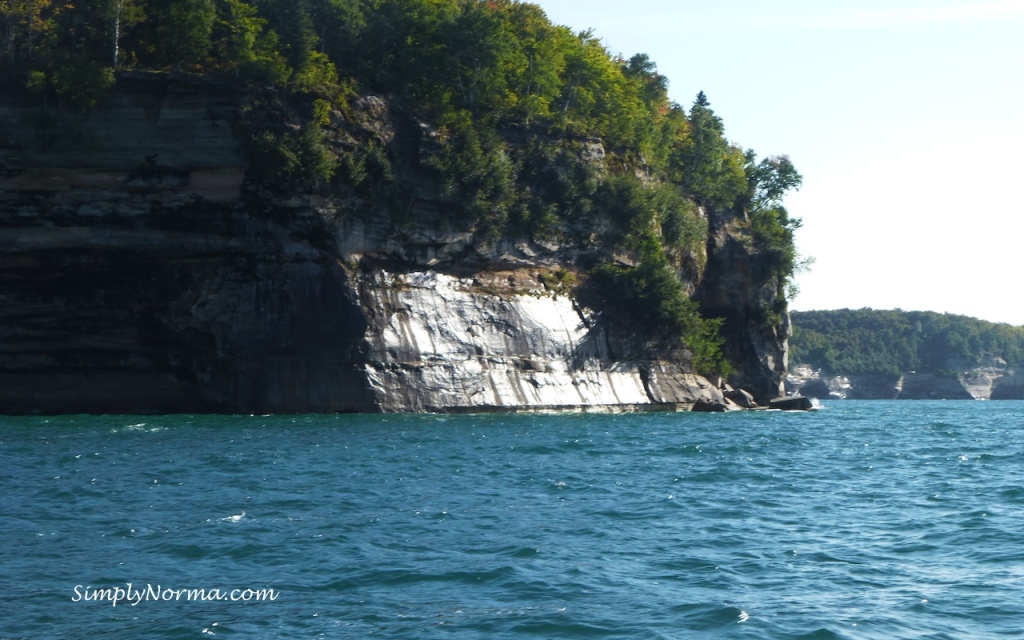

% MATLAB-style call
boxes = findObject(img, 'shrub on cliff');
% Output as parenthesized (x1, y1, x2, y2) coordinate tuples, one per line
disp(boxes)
(422, 110, 518, 236)
(585, 234, 729, 376)
(23, 53, 115, 112)
(247, 125, 336, 193)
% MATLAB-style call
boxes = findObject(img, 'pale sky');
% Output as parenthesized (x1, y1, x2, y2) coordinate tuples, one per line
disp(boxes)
(536, 0, 1024, 325)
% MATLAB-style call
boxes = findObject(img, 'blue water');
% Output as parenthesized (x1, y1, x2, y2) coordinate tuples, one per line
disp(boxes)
(3, 402, 1024, 639)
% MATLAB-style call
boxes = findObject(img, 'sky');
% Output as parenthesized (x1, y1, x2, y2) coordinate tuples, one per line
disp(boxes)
(535, 0, 1024, 325)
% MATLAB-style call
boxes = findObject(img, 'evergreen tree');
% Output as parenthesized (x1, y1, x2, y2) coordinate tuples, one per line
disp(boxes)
(147, 0, 216, 69)
(673, 92, 747, 209)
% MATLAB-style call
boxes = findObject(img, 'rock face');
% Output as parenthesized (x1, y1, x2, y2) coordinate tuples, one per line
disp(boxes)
(898, 373, 975, 400)
(0, 204, 374, 414)
(698, 212, 789, 402)
(0, 73, 246, 201)
(845, 374, 903, 400)
(0, 76, 788, 414)
(788, 362, 1021, 400)
(355, 268, 726, 412)
(0, 205, 729, 413)
(991, 373, 1024, 400)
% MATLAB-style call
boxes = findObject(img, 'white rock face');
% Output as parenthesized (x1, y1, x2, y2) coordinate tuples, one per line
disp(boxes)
(787, 360, 1024, 400)
(357, 269, 721, 412)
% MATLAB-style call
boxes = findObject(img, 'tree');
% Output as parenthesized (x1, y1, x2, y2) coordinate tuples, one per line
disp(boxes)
(743, 150, 804, 298)
(0, 0, 54, 62)
(744, 151, 802, 212)
(623, 53, 668, 112)
(558, 30, 605, 121)
(104, 0, 146, 67)
(146, 0, 216, 69)
(211, 0, 289, 84)
(424, 109, 517, 233)
(672, 92, 747, 209)
(444, 2, 523, 116)
(505, 1, 566, 126)
(307, 0, 365, 77)
(251, 0, 316, 73)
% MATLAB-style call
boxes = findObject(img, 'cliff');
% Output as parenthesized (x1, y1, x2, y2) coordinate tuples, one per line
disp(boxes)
(0, 75, 788, 414)
(786, 363, 1024, 400)
(787, 308, 1024, 400)
(697, 210, 789, 401)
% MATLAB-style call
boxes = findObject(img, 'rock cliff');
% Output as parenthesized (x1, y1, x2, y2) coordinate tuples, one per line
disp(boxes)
(355, 267, 726, 412)
(697, 210, 789, 401)
(787, 362, 1024, 400)
(0, 75, 787, 414)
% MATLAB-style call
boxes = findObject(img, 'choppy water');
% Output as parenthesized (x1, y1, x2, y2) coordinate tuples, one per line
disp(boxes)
(3, 401, 1024, 639)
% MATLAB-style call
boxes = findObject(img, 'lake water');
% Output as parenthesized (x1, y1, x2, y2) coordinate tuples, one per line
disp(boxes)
(3, 401, 1023, 639)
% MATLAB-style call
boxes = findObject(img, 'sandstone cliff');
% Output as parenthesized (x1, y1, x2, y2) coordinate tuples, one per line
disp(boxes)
(0, 75, 788, 414)
(787, 363, 1024, 400)
(697, 209, 789, 401)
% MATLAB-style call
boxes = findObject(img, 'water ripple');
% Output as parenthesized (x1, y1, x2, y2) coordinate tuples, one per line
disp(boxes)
(3, 402, 1024, 638)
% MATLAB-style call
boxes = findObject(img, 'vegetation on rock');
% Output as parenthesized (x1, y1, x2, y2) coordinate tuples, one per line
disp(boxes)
(0, 0, 802, 378)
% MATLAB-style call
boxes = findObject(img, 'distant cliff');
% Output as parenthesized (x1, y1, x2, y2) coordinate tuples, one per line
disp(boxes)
(0, 75, 792, 414)
(788, 309, 1024, 400)
(787, 365, 1024, 400)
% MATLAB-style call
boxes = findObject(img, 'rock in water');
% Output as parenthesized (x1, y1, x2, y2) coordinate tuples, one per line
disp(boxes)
(768, 396, 813, 411)
(691, 398, 729, 412)
(724, 388, 758, 408)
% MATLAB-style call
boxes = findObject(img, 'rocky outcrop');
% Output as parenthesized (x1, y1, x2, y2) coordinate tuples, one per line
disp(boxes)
(0, 196, 729, 413)
(0, 72, 246, 202)
(0, 201, 374, 414)
(698, 214, 789, 403)
(991, 373, 1024, 399)
(845, 374, 903, 400)
(768, 395, 813, 411)
(788, 362, 1021, 400)
(898, 373, 974, 400)
(354, 268, 726, 412)
(0, 75, 788, 414)
(961, 365, 1015, 399)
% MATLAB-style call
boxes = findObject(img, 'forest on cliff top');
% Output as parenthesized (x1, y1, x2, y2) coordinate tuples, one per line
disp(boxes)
(0, 0, 802, 375)
(791, 310, 1024, 376)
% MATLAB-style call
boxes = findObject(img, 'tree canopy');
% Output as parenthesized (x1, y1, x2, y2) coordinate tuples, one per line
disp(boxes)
(790, 310, 1024, 376)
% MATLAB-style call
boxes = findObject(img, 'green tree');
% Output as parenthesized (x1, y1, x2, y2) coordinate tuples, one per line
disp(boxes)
(557, 30, 606, 122)
(307, 0, 365, 76)
(211, 0, 289, 84)
(744, 150, 804, 298)
(505, 1, 566, 126)
(624, 53, 668, 112)
(251, 0, 316, 73)
(673, 91, 747, 209)
(744, 152, 802, 211)
(452, 3, 525, 116)
(247, 123, 337, 193)
(587, 231, 728, 375)
(147, 0, 216, 69)
(0, 0, 54, 63)
(424, 109, 517, 234)
(12, 0, 125, 110)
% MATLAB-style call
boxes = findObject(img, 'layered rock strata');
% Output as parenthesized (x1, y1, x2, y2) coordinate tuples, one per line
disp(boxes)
(0, 76, 786, 414)
(787, 364, 1024, 400)
(356, 268, 726, 412)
